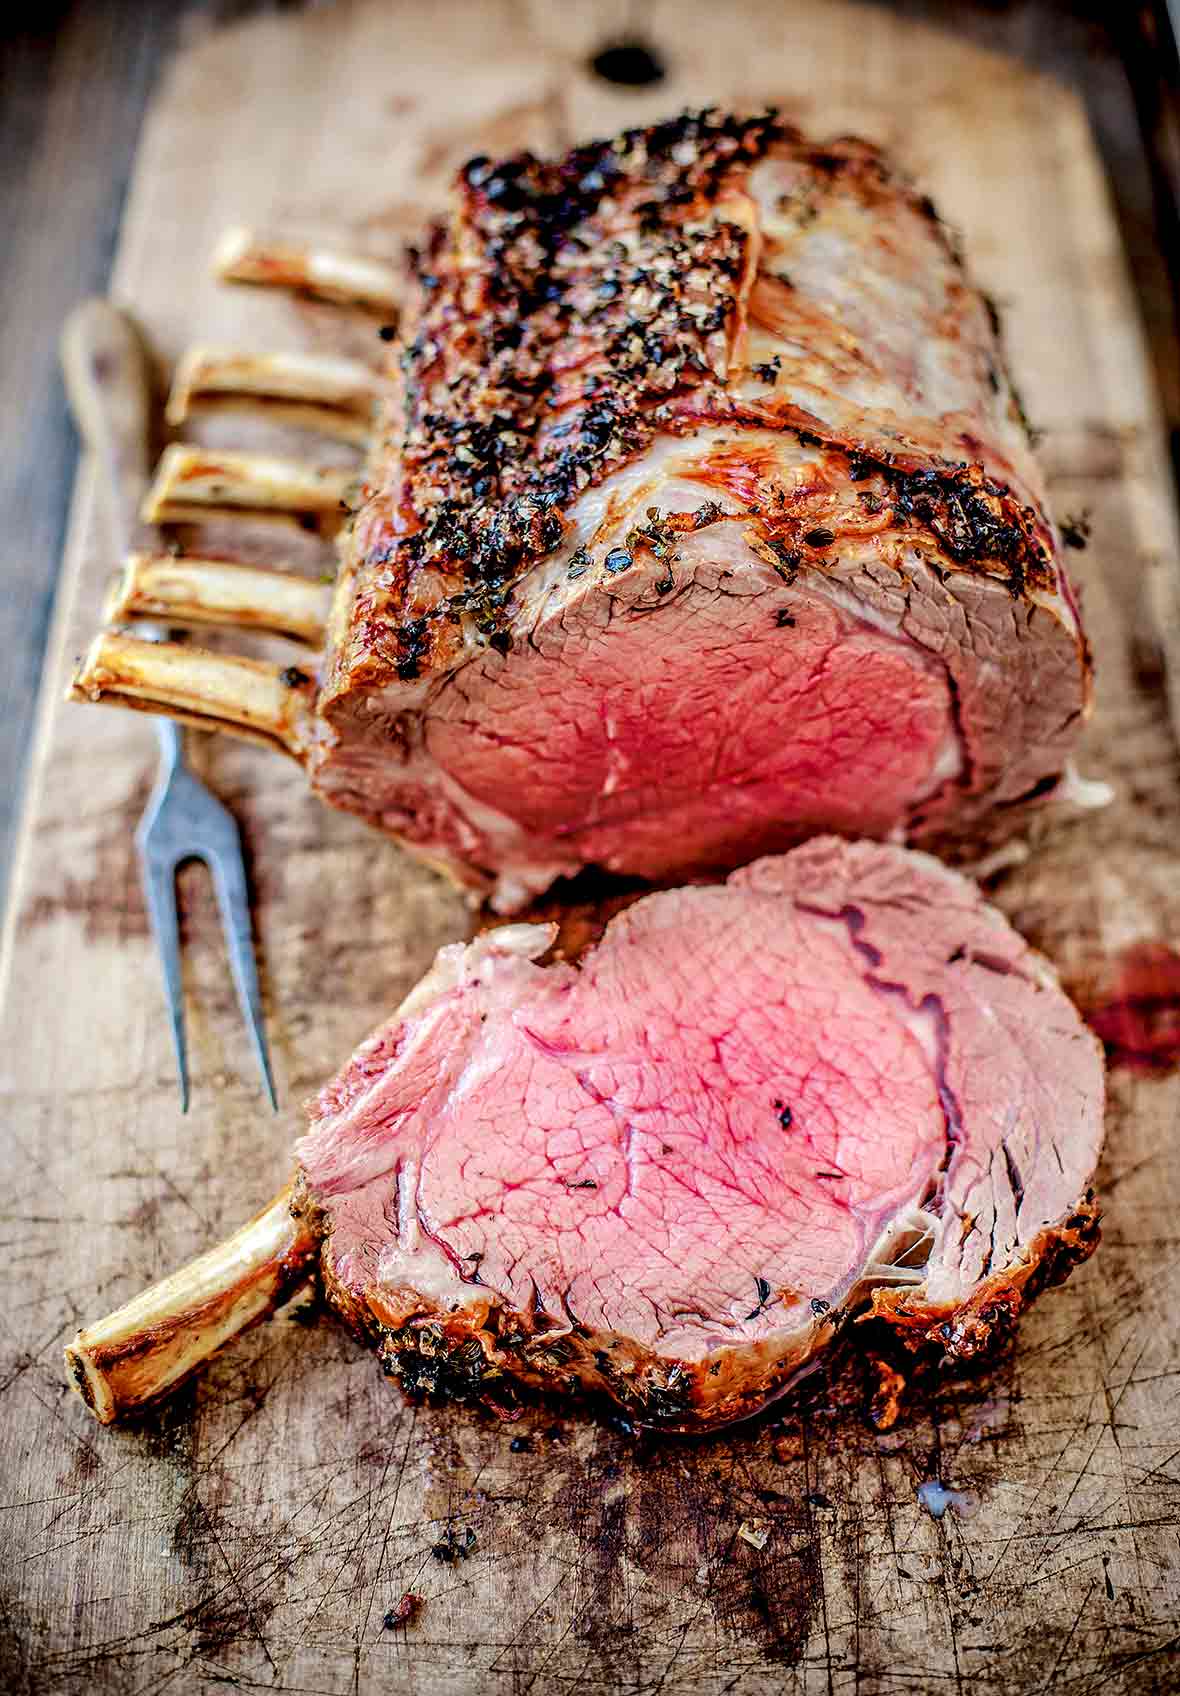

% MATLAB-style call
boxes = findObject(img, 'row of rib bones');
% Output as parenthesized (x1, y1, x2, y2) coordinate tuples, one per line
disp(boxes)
(69, 228, 400, 755)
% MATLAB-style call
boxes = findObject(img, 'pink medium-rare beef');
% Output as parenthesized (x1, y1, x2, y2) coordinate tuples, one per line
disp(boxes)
(311, 110, 1090, 909)
(293, 838, 1104, 1430)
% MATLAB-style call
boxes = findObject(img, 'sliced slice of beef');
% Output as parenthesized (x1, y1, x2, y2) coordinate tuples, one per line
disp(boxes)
(293, 838, 1103, 1429)
(312, 112, 1090, 909)
(66, 840, 1103, 1429)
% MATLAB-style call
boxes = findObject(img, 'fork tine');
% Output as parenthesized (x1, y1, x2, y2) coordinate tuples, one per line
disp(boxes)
(137, 845, 190, 1114)
(207, 840, 277, 1111)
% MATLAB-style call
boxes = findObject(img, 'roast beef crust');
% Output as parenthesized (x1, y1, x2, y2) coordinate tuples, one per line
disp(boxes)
(325, 109, 1065, 707)
(865, 1196, 1101, 1359)
(297, 1182, 1101, 1432)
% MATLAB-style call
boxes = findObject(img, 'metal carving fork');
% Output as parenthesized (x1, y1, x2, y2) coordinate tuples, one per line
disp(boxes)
(61, 300, 277, 1112)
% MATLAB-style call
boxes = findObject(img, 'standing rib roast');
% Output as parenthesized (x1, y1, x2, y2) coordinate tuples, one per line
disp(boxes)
(70, 111, 1091, 910)
(67, 839, 1103, 1431)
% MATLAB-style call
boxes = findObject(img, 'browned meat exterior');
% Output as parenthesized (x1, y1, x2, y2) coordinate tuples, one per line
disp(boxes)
(311, 110, 1090, 909)
(292, 839, 1103, 1431)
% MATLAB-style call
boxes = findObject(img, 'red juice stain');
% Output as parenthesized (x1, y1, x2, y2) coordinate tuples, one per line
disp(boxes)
(1081, 942, 1180, 1073)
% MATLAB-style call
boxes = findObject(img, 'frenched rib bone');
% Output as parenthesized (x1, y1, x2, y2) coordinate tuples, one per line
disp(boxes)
(106, 553, 331, 646)
(214, 226, 403, 315)
(166, 347, 384, 444)
(142, 444, 353, 531)
(67, 1191, 317, 1422)
(69, 632, 315, 756)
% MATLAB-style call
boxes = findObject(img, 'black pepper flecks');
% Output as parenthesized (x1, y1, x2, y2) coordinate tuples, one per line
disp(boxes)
(753, 534, 801, 582)
(379, 1322, 498, 1403)
(370, 110, 798, 673)
(590, 41, 667, 88)
(356, 110, 1058, 677)
(744, 1276, 773, 1321)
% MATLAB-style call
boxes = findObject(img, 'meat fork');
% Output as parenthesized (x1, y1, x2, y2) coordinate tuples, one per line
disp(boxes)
(61, 301, 277, 1112)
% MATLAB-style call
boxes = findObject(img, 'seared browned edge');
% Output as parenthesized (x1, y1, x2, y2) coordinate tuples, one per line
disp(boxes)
(865, 1195, 1101, 1358)
(298, 1172, 1101, 1434)
(331, 107, 1061, 701)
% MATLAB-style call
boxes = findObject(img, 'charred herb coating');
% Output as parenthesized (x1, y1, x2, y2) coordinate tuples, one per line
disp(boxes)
(381, 109, 775, 674)
(866, 1198, 1101, 1358)
(379, 1322, 498, 1402)
(345, 107, 1053, 681)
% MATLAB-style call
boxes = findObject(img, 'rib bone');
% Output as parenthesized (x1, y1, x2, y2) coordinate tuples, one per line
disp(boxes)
(65, 962, 469, 1425)
(214, 226, 401, 316)
(166, 347, 383, 444)
(65, 1189, 316, 1423)
(68, 631, 315, 758)
(107, 552, 331, 646)
(142, 443, 353, 531)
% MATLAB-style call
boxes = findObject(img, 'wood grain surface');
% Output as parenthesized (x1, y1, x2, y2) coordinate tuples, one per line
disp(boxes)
(2, 1, 1179, 1690)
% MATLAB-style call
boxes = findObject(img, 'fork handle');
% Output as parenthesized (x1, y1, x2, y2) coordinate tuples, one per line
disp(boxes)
(60, 299, 159, 556)
(62, 302, 180, 769)
(153, 716, 183, 770)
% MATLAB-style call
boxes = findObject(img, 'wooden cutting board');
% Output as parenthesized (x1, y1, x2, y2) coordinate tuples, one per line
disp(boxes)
(2, 2, 1178, 1690)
